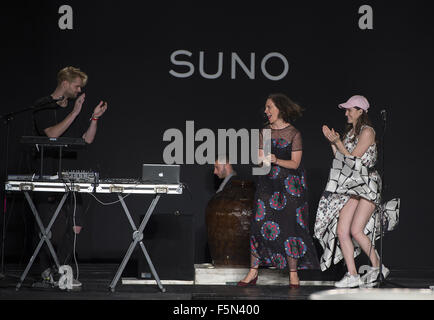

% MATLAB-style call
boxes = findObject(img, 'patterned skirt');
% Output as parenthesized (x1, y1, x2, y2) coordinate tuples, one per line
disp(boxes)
(251, 165, 320, 271)
(314, 151, 400, 271)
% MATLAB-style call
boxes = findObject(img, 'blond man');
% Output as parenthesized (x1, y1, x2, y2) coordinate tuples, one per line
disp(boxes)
(32, 67, 107, 288)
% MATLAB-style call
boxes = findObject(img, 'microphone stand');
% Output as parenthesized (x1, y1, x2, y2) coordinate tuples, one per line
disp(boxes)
(375, 109, 405, 288)
(0, 100, 57, 278)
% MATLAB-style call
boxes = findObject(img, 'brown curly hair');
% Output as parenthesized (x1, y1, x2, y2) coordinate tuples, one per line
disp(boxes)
(266, 93, 304, 125)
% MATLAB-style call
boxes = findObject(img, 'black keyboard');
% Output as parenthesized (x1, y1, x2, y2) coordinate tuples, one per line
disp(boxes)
(99, 178, 142, 184)
(7, 174, 55, 181)
(20, 136, 86, 147)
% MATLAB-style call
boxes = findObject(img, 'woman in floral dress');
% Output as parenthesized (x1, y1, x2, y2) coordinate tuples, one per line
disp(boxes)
(314, 95, 399, 288)
(238, 94, 320, 288)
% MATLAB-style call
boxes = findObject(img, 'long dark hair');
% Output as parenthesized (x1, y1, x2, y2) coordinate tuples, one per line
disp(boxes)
(343, 107, 373, 142)
(266, 93, 304, 125)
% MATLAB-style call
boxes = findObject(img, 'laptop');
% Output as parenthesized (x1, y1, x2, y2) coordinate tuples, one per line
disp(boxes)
(141, 164, 180, 184)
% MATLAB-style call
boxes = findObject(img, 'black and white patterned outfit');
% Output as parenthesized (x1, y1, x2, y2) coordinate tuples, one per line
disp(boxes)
(314, 125, 400, 271)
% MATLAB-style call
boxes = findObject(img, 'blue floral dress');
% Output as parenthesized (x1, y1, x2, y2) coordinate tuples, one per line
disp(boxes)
(251, 125, 320, 271)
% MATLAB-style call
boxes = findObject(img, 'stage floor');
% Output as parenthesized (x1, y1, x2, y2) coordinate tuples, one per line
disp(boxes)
(1, 264, 434, 300)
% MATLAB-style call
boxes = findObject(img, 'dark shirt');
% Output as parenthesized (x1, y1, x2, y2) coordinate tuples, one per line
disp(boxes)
(31, 96, 87, 175)
(33, 96, 85, 138)
(216, 171, 237, 193)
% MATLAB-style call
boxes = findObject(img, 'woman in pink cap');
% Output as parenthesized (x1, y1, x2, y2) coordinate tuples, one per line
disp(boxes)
(314, 95, 399, 288)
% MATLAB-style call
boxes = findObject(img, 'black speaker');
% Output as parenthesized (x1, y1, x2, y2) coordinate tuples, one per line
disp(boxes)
(137, 212, 194, 280)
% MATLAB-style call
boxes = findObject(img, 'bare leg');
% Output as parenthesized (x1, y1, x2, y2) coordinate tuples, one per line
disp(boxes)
(350, 198, 380, 267)
(336, 198, 359, 275)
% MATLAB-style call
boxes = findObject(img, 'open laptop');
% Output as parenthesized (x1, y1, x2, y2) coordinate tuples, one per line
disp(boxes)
(142, 164, 180, 184)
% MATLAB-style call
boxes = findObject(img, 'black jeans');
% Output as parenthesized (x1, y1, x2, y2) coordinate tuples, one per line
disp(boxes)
(33, 192, 84, 273)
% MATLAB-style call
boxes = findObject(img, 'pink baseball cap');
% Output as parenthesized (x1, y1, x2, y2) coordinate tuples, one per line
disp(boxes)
(338, 95, 370, 112)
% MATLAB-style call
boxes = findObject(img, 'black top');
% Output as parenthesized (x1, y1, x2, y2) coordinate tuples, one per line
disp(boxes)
(32, 96, 86, 138)
(31, 96, 88, 175)
(216, 171, 237, 193)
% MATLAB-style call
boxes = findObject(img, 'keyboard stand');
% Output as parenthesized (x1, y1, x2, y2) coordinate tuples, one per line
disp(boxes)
(5, 179, 182, 292)
(109, 194, 166, 293)
(16, 192, 69, 290)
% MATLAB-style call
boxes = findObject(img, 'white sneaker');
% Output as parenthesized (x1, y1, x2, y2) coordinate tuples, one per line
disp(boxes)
(335, 272, 362, 288)
(361, 265, 390, 285)
(72, 279, 82, 287)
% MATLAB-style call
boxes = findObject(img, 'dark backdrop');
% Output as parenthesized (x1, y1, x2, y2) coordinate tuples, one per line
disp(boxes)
(1, 0, 433, 272)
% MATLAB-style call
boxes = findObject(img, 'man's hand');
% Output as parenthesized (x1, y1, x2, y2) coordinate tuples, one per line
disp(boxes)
(72, 93, 86, 116)
(92, 101, 108, 119)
